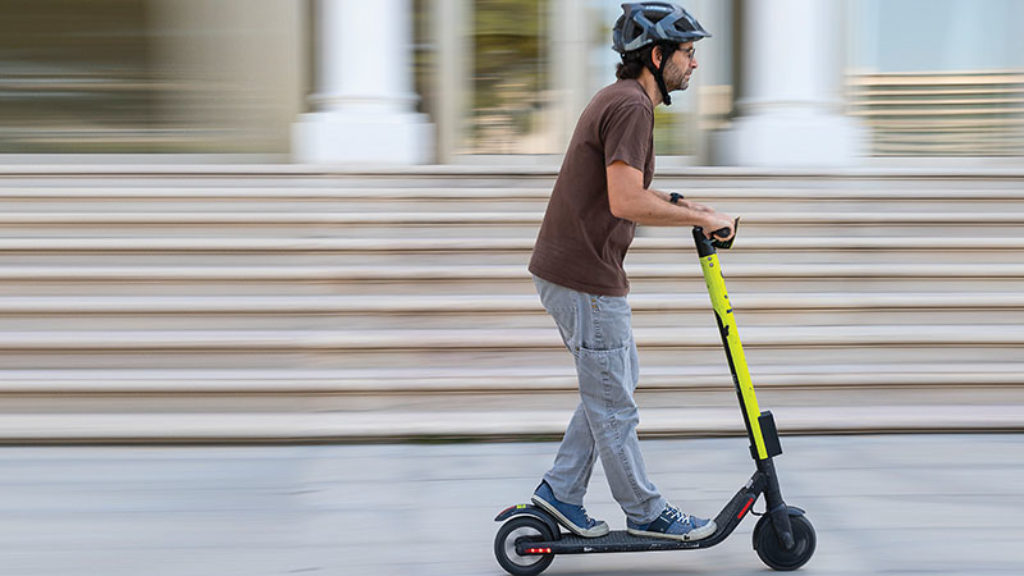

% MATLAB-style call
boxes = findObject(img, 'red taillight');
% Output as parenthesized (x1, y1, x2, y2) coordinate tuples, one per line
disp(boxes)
(525, 547, 552, 554)
(737, 497, 755, 519)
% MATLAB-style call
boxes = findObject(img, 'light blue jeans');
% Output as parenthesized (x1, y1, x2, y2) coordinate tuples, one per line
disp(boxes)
(533, 276, 667, 525)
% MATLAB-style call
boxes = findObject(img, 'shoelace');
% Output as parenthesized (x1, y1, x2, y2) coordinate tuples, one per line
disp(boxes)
(664, 506, 692, 526)
(579, 507, 598, 527)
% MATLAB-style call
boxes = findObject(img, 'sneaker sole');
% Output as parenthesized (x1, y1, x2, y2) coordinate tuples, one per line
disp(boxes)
(626, 520, 717, 542)
(530, 495, 610, 538)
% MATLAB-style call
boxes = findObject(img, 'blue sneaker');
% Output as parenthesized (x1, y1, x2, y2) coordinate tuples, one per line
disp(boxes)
(627, 504, 717, 542)
(531, 481, 609, 538)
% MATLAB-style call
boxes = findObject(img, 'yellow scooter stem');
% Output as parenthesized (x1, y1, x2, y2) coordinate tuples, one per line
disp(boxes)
(693, 224, 777, 461)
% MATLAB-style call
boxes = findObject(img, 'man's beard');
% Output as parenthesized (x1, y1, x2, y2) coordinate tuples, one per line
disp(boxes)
(664, 62, 689, 92)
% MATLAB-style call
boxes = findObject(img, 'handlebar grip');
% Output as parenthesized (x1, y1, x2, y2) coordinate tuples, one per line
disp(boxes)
(711, 217, 740, 250)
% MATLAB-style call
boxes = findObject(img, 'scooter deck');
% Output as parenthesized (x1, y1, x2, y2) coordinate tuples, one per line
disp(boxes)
(536, 529, 710, 554)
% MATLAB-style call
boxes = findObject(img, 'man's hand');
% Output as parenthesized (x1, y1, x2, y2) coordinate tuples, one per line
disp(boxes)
(702, 212, 736, 240)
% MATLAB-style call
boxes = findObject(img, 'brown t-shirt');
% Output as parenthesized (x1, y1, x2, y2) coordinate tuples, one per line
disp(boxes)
(529, 79, 655, 296)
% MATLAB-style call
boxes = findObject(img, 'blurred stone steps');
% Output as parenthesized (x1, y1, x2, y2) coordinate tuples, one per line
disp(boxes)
(0, 293, 1022, 331)
(2, 362, 1022, 393)
(0, 325, 1021, 374)
(0, 404, 1020, 444)
(0, 236, 1020, 248)
(4, 182, 1024, 218)
(2, 210, 1023, 225)
(0, 324, 1022, 349)
(0, 237, 1020, 270)
(0, 166, 1022, 441)
(1, 263, 1022, 296)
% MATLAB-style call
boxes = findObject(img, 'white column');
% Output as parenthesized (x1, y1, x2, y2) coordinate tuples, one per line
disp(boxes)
(293, 0, 434, 165)
(714, 0, 866, 167)
(550, 0, 590, 154)
(434, 0, 471, 163)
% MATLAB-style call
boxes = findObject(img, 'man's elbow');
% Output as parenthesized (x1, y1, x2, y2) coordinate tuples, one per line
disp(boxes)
(607, 186, 640, 220)
(606, 162, 644, 220)
(608, 198, 632, 220)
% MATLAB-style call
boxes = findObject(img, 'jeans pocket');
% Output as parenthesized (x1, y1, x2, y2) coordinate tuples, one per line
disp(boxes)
(581, 294, 632, 352)
(576, 341, 639, 418)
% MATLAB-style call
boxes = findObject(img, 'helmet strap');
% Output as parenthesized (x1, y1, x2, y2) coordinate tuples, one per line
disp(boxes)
(644, 45, 673, 106)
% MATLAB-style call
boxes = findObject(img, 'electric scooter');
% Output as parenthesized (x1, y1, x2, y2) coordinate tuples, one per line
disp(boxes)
(493, 222, 816, 574)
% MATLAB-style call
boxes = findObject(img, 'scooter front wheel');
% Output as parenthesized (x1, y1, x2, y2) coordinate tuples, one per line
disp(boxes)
(753, 513, 816, 571)
(494, 516, 556, 576)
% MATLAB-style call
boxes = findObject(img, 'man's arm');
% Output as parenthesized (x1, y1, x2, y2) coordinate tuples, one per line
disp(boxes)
(606, 161, 734, 237)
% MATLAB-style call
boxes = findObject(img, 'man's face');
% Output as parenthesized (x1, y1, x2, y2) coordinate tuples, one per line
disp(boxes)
(662, 42, 698, 92)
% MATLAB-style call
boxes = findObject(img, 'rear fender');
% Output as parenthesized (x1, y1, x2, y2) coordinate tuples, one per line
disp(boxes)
(494, 504, 560, 537)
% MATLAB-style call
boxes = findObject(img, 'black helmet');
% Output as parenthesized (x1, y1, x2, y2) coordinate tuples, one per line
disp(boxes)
(612, 2, 710, 55)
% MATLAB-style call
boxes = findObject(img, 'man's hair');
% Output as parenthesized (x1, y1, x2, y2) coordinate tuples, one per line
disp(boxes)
(615, 50, 647, 80)
(615, 42, 678, 80)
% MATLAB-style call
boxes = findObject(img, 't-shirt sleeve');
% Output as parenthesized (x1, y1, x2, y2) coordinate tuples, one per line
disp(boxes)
(602, 102, 653, 172)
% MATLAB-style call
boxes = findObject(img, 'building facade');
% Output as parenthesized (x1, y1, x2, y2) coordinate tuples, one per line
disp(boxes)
(1, 0, 1021, 165)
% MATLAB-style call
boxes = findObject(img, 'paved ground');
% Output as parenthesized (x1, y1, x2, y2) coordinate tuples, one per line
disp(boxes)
(0, 434, 1021, 575)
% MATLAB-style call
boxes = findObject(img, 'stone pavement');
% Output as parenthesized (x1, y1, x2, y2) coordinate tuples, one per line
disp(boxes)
(0, 434, 1021, 575)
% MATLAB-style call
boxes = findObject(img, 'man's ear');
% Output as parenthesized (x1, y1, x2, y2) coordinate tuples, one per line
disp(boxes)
(650, 45, 662, 68)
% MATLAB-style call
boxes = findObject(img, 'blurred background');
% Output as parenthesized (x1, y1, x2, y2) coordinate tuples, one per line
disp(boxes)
(1, 0, 1022, 162)
(0, 0, 1019, 461)
(0, 0, 1021, 465)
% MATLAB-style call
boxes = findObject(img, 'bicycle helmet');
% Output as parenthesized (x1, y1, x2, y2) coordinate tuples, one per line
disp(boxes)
(612, 2, 710, 105)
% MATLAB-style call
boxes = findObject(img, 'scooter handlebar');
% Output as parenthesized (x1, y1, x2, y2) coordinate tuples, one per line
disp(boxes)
(694, 217, 740, 250)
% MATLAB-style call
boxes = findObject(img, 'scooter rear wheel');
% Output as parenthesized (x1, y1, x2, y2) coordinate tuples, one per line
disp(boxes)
(494, 516, 556, 576)
(753, 513, 816, 571)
